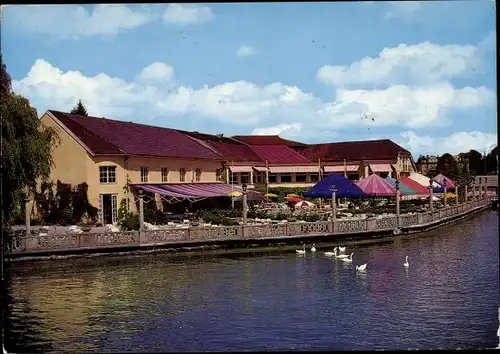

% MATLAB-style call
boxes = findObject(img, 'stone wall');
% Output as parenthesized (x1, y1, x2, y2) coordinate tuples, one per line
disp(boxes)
(7, 199, 491, 255)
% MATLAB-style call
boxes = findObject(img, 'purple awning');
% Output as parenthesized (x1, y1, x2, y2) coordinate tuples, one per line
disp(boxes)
(132, 183, 248, 199)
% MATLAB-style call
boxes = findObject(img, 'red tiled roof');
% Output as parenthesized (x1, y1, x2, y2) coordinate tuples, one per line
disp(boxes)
(181, 131, 263, 163)
(300, 139, 411, 162)
(232, 135, 308, 148)
(250, 145, 313, 164)
(48, 110, 223, 160)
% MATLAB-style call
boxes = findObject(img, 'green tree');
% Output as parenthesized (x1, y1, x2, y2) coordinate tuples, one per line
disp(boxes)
(486, 146, 498, 174)
(1, 55, 59, 225)
(468, 149, 484, 175)
(436, 153, 459, 179)
(70, 99, 88, 116)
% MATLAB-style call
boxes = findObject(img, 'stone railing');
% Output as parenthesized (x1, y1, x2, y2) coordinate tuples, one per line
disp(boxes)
(7, 198, 492, 255)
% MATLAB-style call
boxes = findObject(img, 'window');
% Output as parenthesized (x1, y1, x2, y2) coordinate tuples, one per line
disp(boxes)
(161, 167, 169, 183)
(310, 174, 319, 182)
(99, 166, 116, 184)
(195, 169, 202, 182)
(140, 167, 149, 183)
(295, 173, 307, 182)
(268, 173, 277, 183)
(255, 173, 263, 184)
(240, 172, 250, 184)
(179, 168, 186, 182)
(280, 174, 292, 183)
(229, 172, 238, 184)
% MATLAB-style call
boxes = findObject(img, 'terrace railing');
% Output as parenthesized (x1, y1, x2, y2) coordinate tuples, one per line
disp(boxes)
(7, 198, 492, 255)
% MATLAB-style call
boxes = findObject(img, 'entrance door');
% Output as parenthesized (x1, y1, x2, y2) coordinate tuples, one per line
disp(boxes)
(100, 194, 118, 225)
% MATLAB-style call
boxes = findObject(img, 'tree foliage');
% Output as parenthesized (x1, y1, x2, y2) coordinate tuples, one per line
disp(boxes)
(1, 56, 59, 225)
(467, 149, 484, 175)
(70, 99, 88, 116)
(436, 153, 459, 179)
(485, 146, 498, 174)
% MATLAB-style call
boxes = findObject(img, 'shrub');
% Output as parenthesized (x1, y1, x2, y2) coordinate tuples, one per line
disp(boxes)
(119, 214, 140, 231)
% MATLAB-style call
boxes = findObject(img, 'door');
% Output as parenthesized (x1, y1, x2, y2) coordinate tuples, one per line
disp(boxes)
(101, 194, 113, 225)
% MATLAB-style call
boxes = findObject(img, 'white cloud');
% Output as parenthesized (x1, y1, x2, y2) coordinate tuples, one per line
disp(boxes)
(252, 123, 302, 137)
(12, 59, 496, 149)
(317, 41, 483, 88)
(3, 5, 157, 39)
(163, 4, 214, 25)
(399, 131, 498, 156)
(136, 62, 175, 83)
(236, 45, 257, 57)
(384, 1, 421, 21)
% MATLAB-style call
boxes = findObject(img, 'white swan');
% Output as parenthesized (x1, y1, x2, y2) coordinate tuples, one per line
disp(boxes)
(356, 263, 367, 271)
(334, 247, 349, 259)
(310, 244, 316, 253)
(338, 246, 346, 253)
(403, 256, 409, 268)
(296, 244, 306, 254)
(324, 249, 336, 256)
(340, 253, 354, 263)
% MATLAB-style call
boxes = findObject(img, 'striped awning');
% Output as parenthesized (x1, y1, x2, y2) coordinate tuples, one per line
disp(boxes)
(268, 166, 320, 173)
(324, 165, 359, 172)
(133, 183, 244, 198)
(253, 166, 269, 172)
(370, 164, 393, 173)
(229, 165, 253, 173)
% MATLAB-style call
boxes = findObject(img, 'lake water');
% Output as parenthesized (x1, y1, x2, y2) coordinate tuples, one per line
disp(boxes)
(4, 211, 499, 352)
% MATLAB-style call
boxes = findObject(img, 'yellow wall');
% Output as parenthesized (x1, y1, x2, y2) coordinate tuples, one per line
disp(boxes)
(41, 113, 92, 188)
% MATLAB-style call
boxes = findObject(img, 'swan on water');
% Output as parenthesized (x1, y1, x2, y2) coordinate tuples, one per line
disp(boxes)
(403, 256, 409, 268)
(340, 253, 354, 262)
(324, 249, 336, 256)
(311, 244, 316, 253)
(356, 263, 367, 271)
(296, 244, 306, 254)
(338, 246, 346, 253)
(334, 248, 349, 259)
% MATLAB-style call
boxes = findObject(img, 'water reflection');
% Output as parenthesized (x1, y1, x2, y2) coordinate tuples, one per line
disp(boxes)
(5, 211, 499, 351)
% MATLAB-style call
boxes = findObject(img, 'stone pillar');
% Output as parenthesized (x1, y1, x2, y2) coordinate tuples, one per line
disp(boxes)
(478, 182, 482, 199)
(396, 187, 401, 229)
(25, 195, 31, 237)
(226, 168, 230, 184)
(464, 185, 468, 203)
(455, 185, 459, 204)
(429, 182, 434, 212)
(138, 193, 144, 232)
(243, 190, 248, 226)
(444, 185, 447, 207)
(472, 184, 476, 200)
(250, 170, 254, 185)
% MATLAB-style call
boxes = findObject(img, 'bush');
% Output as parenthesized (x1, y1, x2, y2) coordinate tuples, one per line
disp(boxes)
(119, 214, 140, 231)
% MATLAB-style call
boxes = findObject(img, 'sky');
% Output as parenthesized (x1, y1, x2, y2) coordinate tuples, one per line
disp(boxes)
(1, 2, 497, 158)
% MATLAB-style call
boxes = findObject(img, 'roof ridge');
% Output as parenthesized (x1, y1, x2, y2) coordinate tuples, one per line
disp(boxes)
(59, 111, 127, 155)
(49, 110, 126, 155)
(183, 134, 224, 158)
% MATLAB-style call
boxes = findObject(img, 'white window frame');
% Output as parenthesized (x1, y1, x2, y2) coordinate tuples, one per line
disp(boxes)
(179, 168, 186, 182)
(99, 166, 116, 184)
(161, 167, 169, 183)
(140, 167, 149, 183)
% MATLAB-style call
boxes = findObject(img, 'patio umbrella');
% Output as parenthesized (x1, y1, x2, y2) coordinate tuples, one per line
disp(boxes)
(295, 200, 315, 208)
(228, 191, 242, 197)
(286, 193, 301, 198)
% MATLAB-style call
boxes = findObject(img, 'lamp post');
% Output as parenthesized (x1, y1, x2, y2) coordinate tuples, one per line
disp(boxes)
(138, 188, 144, 232)
(331, 184, 338, 222)
(443, 178, 447, 207)
(395, 179, 400, 230)
(428, 178, 434, 212)
(242, 183, 248, 226)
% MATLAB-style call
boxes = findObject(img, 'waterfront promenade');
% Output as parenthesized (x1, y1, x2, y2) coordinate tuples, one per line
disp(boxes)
(7, 197, 492, 260)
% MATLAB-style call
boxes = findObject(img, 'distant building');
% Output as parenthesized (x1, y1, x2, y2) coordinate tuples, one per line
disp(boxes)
(416, 155, 438, 176)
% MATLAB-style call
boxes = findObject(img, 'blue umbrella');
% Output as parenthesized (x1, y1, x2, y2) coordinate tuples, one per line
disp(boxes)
(304, 173, 366, 198)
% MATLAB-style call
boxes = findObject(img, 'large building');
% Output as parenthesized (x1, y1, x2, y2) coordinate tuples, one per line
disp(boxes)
(40, 110, 416, 224)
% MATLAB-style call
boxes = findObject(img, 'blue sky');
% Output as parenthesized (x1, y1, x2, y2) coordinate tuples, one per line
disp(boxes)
(1, 2, 497, 157)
